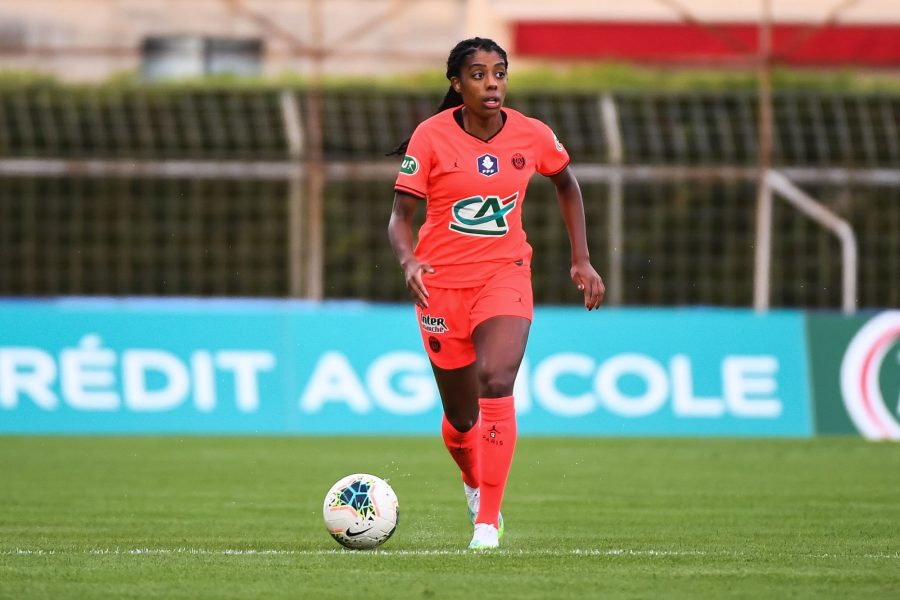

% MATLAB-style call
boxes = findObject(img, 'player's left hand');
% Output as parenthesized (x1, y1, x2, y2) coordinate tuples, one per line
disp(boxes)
(570, 260, 605, 311)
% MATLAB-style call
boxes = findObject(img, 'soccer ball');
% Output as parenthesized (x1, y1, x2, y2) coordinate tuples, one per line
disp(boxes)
(323, 473, 399, 550)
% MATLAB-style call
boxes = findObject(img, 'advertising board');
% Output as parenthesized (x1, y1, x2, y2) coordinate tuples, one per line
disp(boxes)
(0, 300, 812, 436)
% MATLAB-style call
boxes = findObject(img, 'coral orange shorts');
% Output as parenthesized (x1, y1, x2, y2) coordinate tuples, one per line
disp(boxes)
(415, 263, 533, 370)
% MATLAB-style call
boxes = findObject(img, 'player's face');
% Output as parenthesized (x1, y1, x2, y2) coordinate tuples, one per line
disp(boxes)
(452, 50, 507, 119)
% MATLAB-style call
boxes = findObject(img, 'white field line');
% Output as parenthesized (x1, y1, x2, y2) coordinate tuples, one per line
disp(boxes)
(2, 548, 707, 557)
(2, 548, 899, 559)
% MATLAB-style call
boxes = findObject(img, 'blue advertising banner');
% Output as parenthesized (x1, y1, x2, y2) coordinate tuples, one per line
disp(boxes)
(0, 300, 812, 436)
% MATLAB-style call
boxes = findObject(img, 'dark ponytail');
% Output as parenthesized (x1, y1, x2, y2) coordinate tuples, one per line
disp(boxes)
(388, 37, 508, 156)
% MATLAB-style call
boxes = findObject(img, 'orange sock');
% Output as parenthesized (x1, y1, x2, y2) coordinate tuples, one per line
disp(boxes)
(441, 414, 480, 489)
(476, 396, 517, 528)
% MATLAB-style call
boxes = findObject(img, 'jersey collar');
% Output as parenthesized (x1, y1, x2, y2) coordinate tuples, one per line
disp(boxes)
(453, 106, 507, 143)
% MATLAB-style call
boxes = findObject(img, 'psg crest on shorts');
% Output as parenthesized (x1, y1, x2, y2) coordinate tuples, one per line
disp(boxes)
(477, 153, 499, 177)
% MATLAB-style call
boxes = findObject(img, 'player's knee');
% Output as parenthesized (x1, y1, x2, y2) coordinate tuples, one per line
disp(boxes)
(444, 405, 478, 432)
(446, 411, 477, 432)
(477, 368, 516, 398)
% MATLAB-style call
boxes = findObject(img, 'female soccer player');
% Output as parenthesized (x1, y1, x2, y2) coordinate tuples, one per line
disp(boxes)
(388, 37, 604, 550)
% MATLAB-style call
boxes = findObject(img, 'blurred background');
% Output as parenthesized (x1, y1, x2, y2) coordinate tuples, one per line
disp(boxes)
(0, 0, 897, 311)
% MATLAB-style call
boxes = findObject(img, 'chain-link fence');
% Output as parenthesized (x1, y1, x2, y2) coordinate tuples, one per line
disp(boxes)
(0, 86, 897, 308)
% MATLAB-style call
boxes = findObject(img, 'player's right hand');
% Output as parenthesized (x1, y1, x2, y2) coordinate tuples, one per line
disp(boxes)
(402, 259, 434, 308)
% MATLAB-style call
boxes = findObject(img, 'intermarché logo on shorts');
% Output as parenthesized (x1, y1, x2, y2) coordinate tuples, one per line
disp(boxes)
(420, 314, 449, 333)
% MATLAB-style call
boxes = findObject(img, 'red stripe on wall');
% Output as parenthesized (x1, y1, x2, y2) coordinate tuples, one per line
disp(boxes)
(514, 21, 900, 66)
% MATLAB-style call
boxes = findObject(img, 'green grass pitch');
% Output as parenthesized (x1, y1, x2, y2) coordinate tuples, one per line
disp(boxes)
(1, 436, 898, 599)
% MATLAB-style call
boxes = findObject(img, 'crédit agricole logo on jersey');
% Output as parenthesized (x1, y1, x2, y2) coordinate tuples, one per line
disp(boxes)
(840, 311, 900, 440)
(449, 192, 518, 236)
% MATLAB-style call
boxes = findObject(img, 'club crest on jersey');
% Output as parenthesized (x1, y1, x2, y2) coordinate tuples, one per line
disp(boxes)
(477, 153, 499, 177)
(421, 314, 449, 333)
(449, 192, 518, 236)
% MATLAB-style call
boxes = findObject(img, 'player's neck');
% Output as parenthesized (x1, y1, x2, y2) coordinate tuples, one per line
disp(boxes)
(459, 107, 504, 141)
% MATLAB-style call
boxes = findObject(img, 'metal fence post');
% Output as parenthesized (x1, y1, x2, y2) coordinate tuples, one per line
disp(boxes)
(753, 171, 773, 312)
(600, 93, 624, 306)
(754, 1, 775, 313)
(279, 89, 306, 298)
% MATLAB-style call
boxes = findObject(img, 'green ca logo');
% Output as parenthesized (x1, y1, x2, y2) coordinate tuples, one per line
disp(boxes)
(449, 192, 518, 236)
(840, 311, 900, 440)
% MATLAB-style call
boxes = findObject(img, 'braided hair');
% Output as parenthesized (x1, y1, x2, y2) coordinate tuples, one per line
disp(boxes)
(388, 37, 509, 156)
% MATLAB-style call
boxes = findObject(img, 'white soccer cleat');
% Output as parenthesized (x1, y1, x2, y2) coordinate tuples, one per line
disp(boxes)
(468, 523, 500, 550)
(464, 484, 504, 539)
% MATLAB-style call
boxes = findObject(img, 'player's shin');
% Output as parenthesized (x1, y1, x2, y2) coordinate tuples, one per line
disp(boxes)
(441, 413, 481, 489)
(475, 395, 517, 529)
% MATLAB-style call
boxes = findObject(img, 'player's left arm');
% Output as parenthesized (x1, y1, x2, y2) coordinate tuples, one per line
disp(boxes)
(549, 166, 605, 310)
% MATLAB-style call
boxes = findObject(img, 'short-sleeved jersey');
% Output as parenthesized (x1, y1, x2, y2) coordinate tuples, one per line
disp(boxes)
(394, 106, 569, 287)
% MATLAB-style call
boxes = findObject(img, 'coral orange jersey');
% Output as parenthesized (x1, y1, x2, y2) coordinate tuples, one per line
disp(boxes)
(394, 106, 570, 287)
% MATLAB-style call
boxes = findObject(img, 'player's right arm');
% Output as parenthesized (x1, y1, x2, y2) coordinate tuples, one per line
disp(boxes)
(388, 191, 434, 308)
